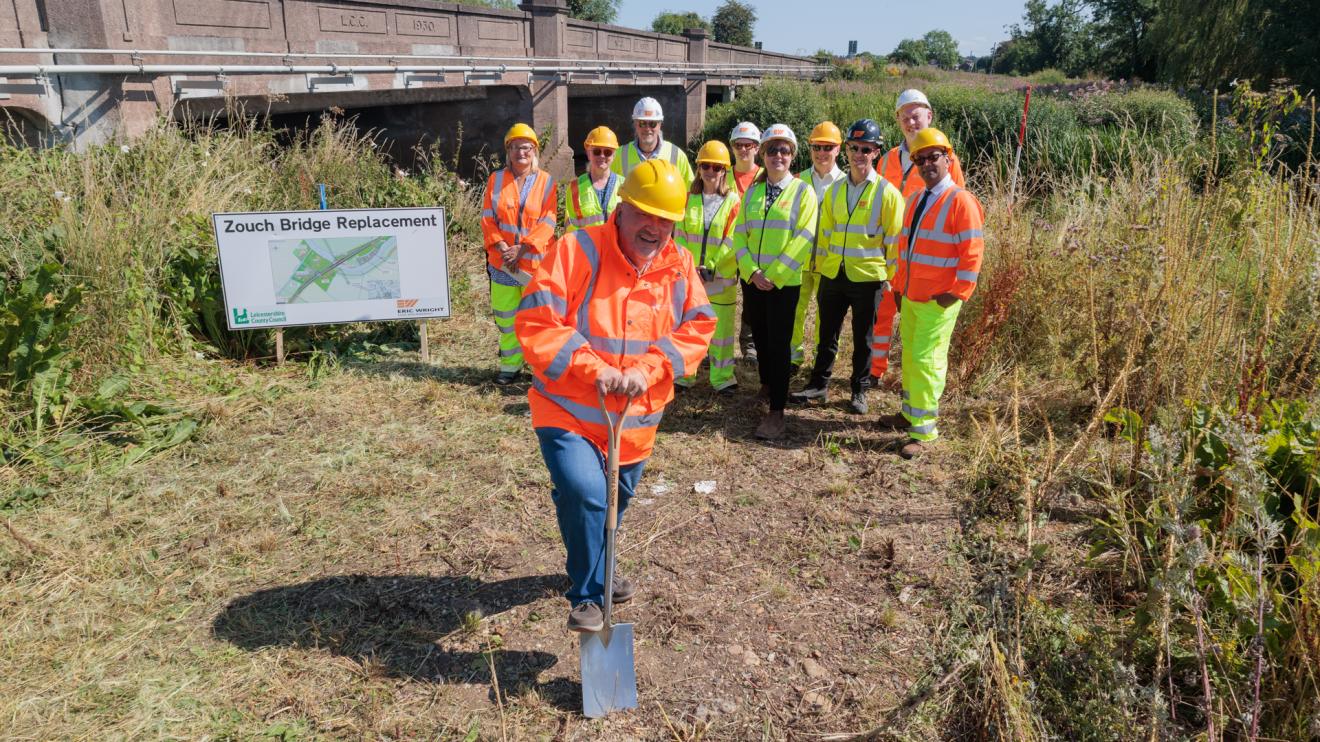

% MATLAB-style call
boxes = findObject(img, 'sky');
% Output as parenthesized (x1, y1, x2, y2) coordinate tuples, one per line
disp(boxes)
(614, 0, 1027, 58)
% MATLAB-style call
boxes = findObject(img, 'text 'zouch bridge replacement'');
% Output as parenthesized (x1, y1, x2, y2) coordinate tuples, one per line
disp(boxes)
(0, 0, 827, 176)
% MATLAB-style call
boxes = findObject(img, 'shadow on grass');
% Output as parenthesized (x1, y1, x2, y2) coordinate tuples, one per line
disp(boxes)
(346, 360, 531, 397)
(212, 573, 578, 709)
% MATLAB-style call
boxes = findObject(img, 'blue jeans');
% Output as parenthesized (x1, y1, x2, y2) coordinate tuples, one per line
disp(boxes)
(536, 427, 646, 607)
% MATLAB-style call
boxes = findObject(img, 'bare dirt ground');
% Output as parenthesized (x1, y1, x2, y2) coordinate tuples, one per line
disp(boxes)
(1, 306, 975, 740)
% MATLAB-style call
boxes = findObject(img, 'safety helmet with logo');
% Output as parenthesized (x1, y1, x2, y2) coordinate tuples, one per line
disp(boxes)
(808, 121, 843, 145)
(504, 122, 539, 148)
(895, 89, 932, 113)
(759, 123, 798, 152)
(910, 127, 953, 156)
(696, 141, 732, 168)
(729, 121, 761, 144)
(632, 97, 665, 121)
(846, 119, 884, 147)
(583, 126, 619, 150)
(619, 159, 686, 221)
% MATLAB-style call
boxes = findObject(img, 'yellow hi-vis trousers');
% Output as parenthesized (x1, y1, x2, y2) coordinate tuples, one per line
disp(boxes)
(790, 270, 820, 365)
(491, 282, 524, 372)
(899, 297, 961, 441)
(678, 281, 737, 390)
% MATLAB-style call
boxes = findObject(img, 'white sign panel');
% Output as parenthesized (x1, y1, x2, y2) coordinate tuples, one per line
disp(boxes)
(213, 207, 450, 330)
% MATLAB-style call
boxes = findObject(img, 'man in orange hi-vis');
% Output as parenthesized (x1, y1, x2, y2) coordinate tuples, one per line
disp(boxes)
(515, 159, 717, 633)
(870, 90, 967, 384)
(877, 127, 984, 460)
(482, 123, 557, 385)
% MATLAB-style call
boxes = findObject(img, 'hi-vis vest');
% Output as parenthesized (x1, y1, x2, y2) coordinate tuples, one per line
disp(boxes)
(797, 166, 844, 272)
(515, 222, 717, 464)
(480, 167, 556, 284)
(612, 140, 695, 187)
(894, 185, 985, 303)
(673, 192, 740, 299)
(565, 172, 621, 232)
(816, 173, 905, 283)
(732, 178, 818, 288)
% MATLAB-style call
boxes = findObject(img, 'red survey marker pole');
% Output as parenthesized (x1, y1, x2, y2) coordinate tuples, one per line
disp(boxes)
(1009, 85, 1033, 211)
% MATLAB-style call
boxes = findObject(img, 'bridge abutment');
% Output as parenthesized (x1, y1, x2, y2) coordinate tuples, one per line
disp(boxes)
(521, 0, 573, 182)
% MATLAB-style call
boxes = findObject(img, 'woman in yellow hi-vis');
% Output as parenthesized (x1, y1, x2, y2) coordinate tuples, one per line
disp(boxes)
(480, 123, 557, 385)
(564, 126, 621, 232)
(733, 124, 818, 440)
(879, 128, 984, 459)
(791, 121, 845, 368)
(673, 141, 742, 392)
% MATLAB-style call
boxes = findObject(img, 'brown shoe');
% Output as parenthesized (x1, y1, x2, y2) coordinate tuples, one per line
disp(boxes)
(755, 410, 786, 440)
(567, 602, 604, 633)
(898, 439, 926, 459)
(876, 412, 908, 431)
(612, 576, 636, 603)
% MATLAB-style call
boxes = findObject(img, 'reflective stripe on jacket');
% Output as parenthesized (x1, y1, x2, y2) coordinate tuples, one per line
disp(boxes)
(879, 145, 966, 199)
(673, 192, 741, 292)
(732, 178, 818, 288)
(893, 186, 985, 302)
(816, 173, 904, 282)
(565, 172, 621, 232)
(481, 168, 557, 283)
(612, 140, 695, 187)
(515, 220, 717, 464)
(797, 166, 845, 272)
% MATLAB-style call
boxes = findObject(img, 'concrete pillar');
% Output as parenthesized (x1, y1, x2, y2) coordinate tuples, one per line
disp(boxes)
(520, 0, 574, 181)
(682, 27, 709, 146)
(723, 86, 737, 103)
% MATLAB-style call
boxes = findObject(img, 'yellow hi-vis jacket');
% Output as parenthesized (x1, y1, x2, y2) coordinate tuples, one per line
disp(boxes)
(732, 177, 818, 288)
(673, 192, 741, 299)
(816, 171, 906, 283)
(612, 138, 695, 187)
(564, 172, 622, 232)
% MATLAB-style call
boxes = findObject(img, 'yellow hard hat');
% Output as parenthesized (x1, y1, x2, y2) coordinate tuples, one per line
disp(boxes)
(504, 122, 539, 148)
(583, 126, 619, 150)
(808, 121, 843, 145)
(695, 140, 732, 167)
(619, 159, 686, 221)
(910, 127, 953, 156)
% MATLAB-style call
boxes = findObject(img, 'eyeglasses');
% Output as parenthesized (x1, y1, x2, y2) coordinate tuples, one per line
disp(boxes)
(511, 144, 536, 153)
(589, 148, 614, 158)
(732, 141, 758, 150)
(912, 151, 946, 165)
(636, 120, 660, 129)
(699, 163, 726, 172)
(810, 144, 837, 153)
(764, 145, 793, 157)
(847, 144, 877, 155)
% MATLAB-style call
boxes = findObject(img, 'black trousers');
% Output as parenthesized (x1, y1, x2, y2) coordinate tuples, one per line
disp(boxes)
(741, 280, 800, 411)
(810, 273, 886, 392)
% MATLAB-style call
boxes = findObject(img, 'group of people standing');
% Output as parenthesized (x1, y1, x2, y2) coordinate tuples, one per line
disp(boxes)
(479, 88, 986, 631)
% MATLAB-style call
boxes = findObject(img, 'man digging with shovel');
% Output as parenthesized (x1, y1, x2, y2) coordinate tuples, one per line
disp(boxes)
(515, 158, 716, 633)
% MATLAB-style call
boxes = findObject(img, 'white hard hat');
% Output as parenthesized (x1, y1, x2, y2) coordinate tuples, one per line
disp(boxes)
(632, 97, 664, 121)
(729, 121, 761, 143)
(895, 89, 931, 112)
(760, 123, 797, 150)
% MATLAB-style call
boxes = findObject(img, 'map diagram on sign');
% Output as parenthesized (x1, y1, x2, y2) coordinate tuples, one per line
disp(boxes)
(269, 235, 400, 304)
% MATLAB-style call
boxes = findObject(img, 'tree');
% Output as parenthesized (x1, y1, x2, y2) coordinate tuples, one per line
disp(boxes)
(1090, 0, 1158, 80)
(889, 38, 927, 66)
(651, 11, 709, 36)
(1002, 0, 1096, 77)
(921, 30, 961, 69)
(712, 0, 756, 47)
(567, 0, 619, 24)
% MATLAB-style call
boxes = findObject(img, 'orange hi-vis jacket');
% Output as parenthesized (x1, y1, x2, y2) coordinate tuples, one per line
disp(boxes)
(515, 219, 718, 464)
(880, 144, 966, 199)
(481, 167, 557, 284)
(893, 184, 985, 303)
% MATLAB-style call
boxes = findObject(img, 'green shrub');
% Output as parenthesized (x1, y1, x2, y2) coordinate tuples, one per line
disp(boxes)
(698, 79, 828, 171)
(0, 258, 82, 434)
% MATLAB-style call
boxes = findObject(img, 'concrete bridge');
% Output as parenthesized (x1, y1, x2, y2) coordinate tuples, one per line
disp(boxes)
(0, 0, 826, 176)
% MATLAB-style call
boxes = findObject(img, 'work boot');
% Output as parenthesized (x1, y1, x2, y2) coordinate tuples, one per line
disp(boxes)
(567, 602, 604, 633)
(849, 390, 869, 415)
(790, 383, 828, 403)
(875, 412, 908, 431)
(755, 410, 786, 440)
(898, 438, 926, 460)
(715, 381, 739, 396)
(493, 369, 522, 386)
(742, 344, 758, 363)
(612, 576, 636, 603)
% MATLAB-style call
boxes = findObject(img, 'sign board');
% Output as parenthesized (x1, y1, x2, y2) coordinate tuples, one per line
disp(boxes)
(213, 207, 450, 330)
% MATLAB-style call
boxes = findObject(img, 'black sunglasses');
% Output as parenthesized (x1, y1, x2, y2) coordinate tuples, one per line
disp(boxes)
(764, 145, 793, 157)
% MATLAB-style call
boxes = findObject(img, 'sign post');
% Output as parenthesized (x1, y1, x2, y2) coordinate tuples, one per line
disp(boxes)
(213, 206, 451, 349)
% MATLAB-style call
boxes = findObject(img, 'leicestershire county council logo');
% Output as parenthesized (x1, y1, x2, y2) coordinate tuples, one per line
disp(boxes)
(232, 307, 250, 326)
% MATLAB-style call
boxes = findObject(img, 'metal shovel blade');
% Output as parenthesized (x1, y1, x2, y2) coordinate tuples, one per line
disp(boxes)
(580, 622, 637, 718)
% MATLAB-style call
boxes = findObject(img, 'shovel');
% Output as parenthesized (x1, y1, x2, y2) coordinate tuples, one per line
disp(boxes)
(580, 391, 638, 719)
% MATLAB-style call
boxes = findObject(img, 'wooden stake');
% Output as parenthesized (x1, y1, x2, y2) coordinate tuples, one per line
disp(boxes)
(418, 321, 429, 363)
(275, 328, 285, 365)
